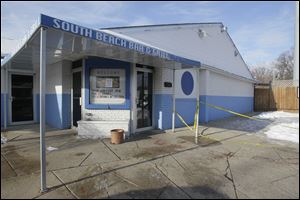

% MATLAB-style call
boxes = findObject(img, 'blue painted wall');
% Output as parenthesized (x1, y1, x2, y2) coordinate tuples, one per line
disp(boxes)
(153, 94, 253, 130)
(204, 95, 254, 122)
(175, 98, 197, 127)
(154, 94, 173, 130)
(84, 57, 131, 110)
(35, 94, 71, 129)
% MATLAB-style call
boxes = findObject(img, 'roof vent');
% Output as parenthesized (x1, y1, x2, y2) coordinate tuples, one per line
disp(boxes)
(221, 25, 227, 32)
(198, 29, 207, 38)
(234, 50, 239, 57)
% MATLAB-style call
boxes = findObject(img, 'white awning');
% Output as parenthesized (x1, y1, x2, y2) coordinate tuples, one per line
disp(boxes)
(1, 14, 201, 71)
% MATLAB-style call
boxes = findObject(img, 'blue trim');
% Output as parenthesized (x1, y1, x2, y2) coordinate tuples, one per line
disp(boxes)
(84, 57, 131, 110)
(40, 14, 201, 67)
(35, 94, 71, 129)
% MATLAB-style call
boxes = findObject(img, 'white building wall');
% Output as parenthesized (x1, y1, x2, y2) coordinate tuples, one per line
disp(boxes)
(34, 60, 72, 94)
(153, 67, 173, 95)
(206, 71, 254, 97)
(107, 24, 253, 80)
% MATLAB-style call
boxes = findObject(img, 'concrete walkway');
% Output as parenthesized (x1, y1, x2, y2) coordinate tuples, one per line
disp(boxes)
(1, 118, 299, 199)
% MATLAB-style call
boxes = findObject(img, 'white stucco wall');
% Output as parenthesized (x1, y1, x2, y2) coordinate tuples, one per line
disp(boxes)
(107, 24, 253, 80)
(153, 67, 173, 95)
(34, 60, 72, 94)
(206, 71, 254, 97)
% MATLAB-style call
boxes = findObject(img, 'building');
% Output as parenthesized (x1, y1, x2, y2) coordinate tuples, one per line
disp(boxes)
(1, 14, 256, 138)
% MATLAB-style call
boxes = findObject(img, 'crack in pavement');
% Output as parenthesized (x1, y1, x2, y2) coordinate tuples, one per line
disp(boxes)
(171, 154, 187, 172)
(78, 152, 93, 166)
(1, 153, 17, 175)
(7, 135, 22, 142)
(113, 172, 140, 188)
(154, 163, 192, 199)
(270, 173, 299, 184)
(135, 142, 139, 149)
(224, 150, 240, 199)
(100, 139, 122, 160)
(51, 171, 80, 199)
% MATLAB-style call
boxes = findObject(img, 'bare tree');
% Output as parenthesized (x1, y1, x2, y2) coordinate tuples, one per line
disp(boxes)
(251, 66, 274, 83)
(274, 48, 294, 80)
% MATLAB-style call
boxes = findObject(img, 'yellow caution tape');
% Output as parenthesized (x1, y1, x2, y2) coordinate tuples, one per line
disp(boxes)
(200, 101, 298, 130)
(175, 100, 298, 148)
(176, 111, 194, 132)
(200, 101, 268, 122)
(193, 101, 199, 130)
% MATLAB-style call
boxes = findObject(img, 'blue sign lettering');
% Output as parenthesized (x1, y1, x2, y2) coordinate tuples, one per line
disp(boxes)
(40, 14, 200, 67)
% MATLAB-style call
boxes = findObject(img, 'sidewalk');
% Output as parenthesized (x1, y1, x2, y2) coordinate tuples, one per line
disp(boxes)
(1, 121, 299, 199)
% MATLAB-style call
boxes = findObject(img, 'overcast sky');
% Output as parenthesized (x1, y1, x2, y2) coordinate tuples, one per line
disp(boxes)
(1, 1, 296, 68)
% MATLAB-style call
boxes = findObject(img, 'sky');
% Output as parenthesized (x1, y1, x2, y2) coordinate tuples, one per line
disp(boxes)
(1, 1, 296, 68)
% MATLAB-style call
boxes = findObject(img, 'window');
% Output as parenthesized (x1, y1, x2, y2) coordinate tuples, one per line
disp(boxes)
(89, 68, 126, 104)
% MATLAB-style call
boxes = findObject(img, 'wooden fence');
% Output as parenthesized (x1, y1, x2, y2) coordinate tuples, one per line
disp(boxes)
(254, 81, 299, 111)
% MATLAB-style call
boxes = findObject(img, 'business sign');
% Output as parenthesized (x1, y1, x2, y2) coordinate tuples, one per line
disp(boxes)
(40, 14, 200, 67)
(89, 68, 126, 104)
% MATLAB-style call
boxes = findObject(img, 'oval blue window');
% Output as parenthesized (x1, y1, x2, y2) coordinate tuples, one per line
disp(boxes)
(181, 71, 194, 95)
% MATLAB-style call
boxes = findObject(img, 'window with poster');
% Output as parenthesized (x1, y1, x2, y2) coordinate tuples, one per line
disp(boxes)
(89, 68, 126, 104)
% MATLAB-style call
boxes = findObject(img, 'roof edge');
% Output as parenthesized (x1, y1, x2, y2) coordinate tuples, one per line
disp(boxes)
(201, 64, 257, 83)
(101, 22, 224, 30)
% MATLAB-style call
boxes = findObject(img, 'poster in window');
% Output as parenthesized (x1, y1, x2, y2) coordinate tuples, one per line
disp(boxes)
(90, 68, 125, 104)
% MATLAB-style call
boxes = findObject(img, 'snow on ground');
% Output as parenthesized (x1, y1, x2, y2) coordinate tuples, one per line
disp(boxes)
(1, 136, 7, 144)
(47, 146, 58, 151)
(255, 111, 299, 143)
(256, 111, 299, 120)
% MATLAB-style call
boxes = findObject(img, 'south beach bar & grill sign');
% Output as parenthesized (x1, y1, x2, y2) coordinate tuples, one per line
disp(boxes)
(40, 14, 201, 65)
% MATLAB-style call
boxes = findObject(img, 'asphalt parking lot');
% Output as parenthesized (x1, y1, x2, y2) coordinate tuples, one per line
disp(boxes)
(1, 116, 299, 199)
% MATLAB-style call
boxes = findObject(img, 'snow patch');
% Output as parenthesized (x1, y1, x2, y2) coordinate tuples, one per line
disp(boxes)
(254, 111, 299, 143)
(264, 123, 299, 143)
(1, 136, 7, 144)
(256, 111, 299, 119)
(47, 146, 58, 151)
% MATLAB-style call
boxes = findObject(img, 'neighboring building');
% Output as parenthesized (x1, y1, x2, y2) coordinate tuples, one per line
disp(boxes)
(1, 14, 255, 138)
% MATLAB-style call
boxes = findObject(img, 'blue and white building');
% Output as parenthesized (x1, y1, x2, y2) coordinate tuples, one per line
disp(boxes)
(1, 14, 256, 138)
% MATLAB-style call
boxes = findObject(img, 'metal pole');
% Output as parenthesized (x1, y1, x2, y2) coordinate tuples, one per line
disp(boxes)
(40, 27, 47, 192)
(172, 68, 176, 132)
(195, 69, 200, 141)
